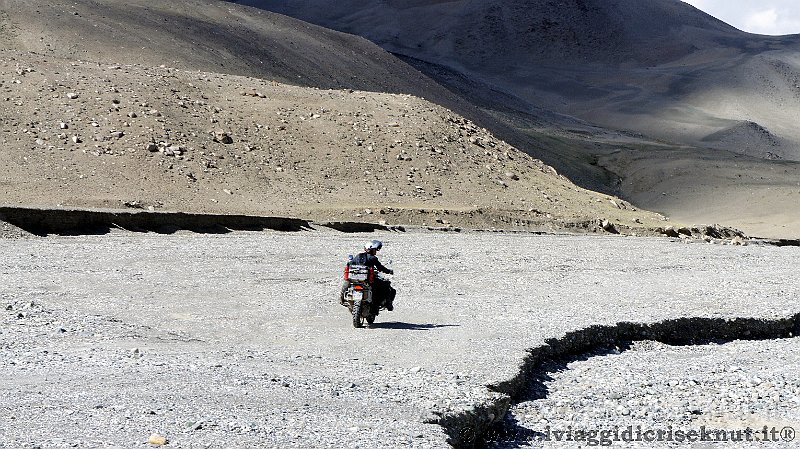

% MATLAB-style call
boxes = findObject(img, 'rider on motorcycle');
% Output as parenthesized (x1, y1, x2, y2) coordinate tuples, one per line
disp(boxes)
(340, 240, 396, 311)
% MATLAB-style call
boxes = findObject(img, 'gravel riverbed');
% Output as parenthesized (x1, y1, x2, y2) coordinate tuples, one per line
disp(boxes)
(491, 338, 800, 448)
(1, 230, 799, 448)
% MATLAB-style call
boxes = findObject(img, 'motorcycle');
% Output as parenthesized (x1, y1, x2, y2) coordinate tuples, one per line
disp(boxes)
(341, 261, 392, 328)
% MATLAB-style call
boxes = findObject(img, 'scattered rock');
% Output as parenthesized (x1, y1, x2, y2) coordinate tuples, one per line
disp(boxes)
(66, 93, 79, 99)
(185, 421, 204, 431)
(164, 146, 183, 156)
(601, 219, 619, 234)
(147, 433, 167, 446)
(241, 90, 266, 98)
(660, 226, 680, 238)
(123, 201, 144, 209)
(213, 131, 234, 144)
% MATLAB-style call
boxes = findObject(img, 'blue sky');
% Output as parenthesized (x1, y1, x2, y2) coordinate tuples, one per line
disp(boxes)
(682, 0, 800, 35)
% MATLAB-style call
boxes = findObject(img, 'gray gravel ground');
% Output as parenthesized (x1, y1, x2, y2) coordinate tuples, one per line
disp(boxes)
(0, 220, 31, 239)
(492, 338, 800, 448)
(1, 230, 799, 448)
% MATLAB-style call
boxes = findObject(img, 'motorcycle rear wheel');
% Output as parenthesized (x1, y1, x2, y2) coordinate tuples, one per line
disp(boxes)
(352, 302, 364, 328)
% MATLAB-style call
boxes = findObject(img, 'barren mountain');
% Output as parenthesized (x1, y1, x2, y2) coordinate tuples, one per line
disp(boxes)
(0, 0, 666, 233)
(239, 0, 800, 238)
(240, 0, 744, 65)
(244, 0, 800, 156)
(1, 0, 452, 99)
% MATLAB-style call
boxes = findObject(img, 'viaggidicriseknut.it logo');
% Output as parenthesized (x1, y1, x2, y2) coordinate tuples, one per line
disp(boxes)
(536, 425, 795, 446)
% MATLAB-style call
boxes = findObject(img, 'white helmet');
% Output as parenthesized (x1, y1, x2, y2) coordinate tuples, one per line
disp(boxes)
(364, 240, 383, 251)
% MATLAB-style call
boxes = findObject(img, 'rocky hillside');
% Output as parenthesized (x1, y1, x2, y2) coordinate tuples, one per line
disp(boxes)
(0, 46, 665, 233)
(0, 0, 458, 99)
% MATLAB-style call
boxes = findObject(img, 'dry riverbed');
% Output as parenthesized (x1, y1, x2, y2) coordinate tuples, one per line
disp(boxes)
(1, 230, 799, 448)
